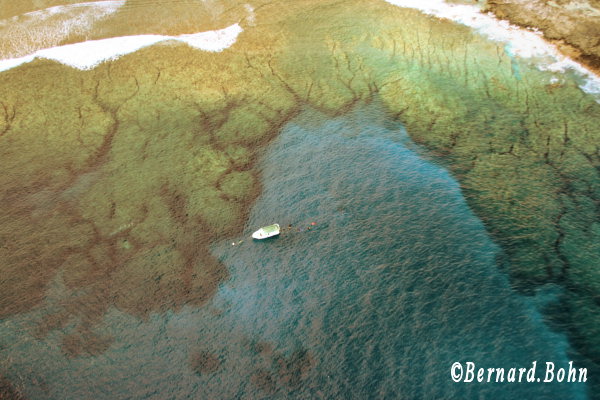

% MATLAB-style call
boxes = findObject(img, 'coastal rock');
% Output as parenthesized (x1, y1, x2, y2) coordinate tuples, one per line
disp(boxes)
(486, 0, 600, 72)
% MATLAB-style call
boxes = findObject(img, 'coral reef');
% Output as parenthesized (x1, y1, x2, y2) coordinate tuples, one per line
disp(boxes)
(0, 0, 599, 393)
(0, 375, 27, 400)
(190, 351, 222, 375)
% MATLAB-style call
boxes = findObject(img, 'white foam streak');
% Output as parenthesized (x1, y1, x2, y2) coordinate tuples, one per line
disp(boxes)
(177, 24, 243, 52)
(244, 4, 256, 26)
(0, 1, 125, 26)
(385, 0, 600, 100)
(0, 1, 126, 59)
(0, 55, 35, 71)
(0, 24, 242, 72)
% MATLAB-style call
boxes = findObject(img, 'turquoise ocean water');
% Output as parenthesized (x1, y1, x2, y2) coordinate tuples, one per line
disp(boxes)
(0, 103, 587, 399)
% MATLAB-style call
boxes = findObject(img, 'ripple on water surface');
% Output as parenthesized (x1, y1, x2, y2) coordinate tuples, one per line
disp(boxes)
(208, 104, 587, 399)
(0, 104, 588, 399)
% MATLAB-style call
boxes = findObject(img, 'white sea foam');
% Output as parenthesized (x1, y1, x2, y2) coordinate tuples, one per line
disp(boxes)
(384, 0, 600, 101)
(0, 55, 35, 71)
(0, 1, 126, 58)
(177, 23, 244, 52)
(244, 4, 256, 26)
(0, 1, 125, 26)
(0, 23, 242, 72)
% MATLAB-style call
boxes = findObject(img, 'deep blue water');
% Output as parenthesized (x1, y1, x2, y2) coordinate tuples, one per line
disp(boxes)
(0, 104, 587, 399)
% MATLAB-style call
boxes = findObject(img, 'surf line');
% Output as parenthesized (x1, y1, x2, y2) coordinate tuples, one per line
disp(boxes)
(0, 23, 243, 73)
(384, 0, 600, 101)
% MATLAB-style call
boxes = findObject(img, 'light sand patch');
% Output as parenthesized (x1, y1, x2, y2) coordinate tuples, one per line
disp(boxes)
(85, 0, 247, 38)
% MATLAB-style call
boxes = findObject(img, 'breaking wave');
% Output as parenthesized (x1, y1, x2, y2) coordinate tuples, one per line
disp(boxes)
(0, 23, 243, 72)
(0, 1, 126, 59)
(385, 0, 600, 101)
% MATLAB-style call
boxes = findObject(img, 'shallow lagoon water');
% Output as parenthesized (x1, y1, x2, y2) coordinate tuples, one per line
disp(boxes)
(206, 105, 587, 399)
(0, 104, 587, 399)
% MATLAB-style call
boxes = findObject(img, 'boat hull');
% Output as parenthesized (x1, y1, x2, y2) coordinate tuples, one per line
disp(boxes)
(252, 223, 280, 239)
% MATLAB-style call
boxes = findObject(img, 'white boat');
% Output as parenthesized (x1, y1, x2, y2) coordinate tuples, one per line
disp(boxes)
(252, 223, 280, 239)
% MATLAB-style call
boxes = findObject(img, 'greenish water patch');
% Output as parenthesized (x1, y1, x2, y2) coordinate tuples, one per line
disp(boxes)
(504, 44, 522, 80)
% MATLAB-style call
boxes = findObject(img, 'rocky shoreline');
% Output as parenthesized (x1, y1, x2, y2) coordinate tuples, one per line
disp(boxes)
(485, 0, 600, 74)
